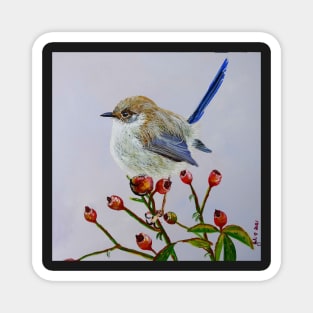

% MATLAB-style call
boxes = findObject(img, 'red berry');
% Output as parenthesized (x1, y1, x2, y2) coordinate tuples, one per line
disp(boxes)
(135, 233, 153, 251)
(214, 209, 227, 229)
(155, 178, 172, 194)
(130, 175, 154, 196)
(180, 170, 193, 185)
(84, 206, 97, 223)
(208, 170, 222, 187)
(107, 195, 124, 210)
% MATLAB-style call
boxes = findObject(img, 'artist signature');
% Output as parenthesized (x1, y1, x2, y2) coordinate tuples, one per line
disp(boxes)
(252, 220, 261, 246)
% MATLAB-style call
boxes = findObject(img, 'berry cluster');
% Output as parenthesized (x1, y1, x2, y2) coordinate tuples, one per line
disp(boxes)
(68, 169, 254, 262)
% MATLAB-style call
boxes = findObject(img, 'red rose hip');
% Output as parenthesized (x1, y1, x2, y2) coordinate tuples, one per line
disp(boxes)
(84, 206, 97, 223)
(180, 170, 193, 185)
(155, 178, 172, 194)
(107, 195, 125, 210)
(130, 175, 154, 196)
(135, 233, 153, 251)
(208, 170, 222, 187)
(214, 209, 227, 229)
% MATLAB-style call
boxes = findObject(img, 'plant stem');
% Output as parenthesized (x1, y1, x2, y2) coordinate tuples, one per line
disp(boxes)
(142, 193, 177, 259)
(156, 220, 171, 244)
(118, 246, 154, 260)
(176, 221, 189, 230)
(200, 186, 211, 214)
(124, 207, 160, 232)
(189, 184, 213, 245)
(190, 183, 200, 212)
(78, 245, 120, 261)
(148, 191, 156, 213)
(175, 221, 204, 239)
(198, 216, 209, 242)
(141, 194, 156, 214)
(156, 220, 178, 261)
(95, 221, 119, 245)
(95, 222, 154, 260)
(150, 248, 157, 255)
(207, 248, 215, 261)
(145, 191, 177, 260)
(197, 186, 212, 241)
(160, 193, 167, 214)
(197, 186, 211, 238)
(141, 195, 150, 209)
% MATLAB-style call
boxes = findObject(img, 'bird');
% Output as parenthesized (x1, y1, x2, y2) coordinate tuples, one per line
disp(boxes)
(101, 58, 228, 179)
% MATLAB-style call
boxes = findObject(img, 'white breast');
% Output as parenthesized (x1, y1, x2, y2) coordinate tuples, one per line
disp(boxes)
(109, 116, 145, 173)
(108, 114, 196, 178)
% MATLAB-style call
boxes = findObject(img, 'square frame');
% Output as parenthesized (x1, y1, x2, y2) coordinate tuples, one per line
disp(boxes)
(32, 32, 281, 281)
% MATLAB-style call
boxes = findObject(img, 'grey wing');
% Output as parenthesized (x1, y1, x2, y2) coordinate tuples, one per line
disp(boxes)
(145, 133, 198, 166)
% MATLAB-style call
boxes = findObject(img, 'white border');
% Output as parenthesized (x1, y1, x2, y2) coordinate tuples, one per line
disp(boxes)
(32, 32, 281, 281)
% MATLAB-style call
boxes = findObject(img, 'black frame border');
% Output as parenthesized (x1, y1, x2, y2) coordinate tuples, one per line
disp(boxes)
(42, 42, 271, 271)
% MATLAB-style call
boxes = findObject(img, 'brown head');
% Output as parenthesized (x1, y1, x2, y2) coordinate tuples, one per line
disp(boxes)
(101, 96, 159, 124)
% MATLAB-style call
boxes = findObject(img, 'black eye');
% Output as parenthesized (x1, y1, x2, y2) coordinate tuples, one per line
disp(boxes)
(121, 110, 129, 118)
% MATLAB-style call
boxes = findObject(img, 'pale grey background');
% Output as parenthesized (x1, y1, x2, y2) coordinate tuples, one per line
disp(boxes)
(52, 52, 261, 261)
(1, 0, 311, 312)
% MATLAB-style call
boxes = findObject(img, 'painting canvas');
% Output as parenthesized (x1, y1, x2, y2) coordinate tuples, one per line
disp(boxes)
(32, 33, 280, 280)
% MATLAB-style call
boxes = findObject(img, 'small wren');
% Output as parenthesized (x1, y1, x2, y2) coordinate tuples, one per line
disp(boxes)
(101, 59, 228, 178)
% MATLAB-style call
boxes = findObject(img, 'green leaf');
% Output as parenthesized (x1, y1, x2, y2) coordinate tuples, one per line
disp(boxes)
(188, 224, 219, 233)
(184, 238, 213, 249)
(223, 234, 236, 261)
(192, 212, 200, 221)
(154, 243, 176, 261)
(215, 233, 224, 261)
(223, 225, 254, 249)
(156, 232, 164, 241)
(129, 197, 145, 203)
(189, 194, 195, 201)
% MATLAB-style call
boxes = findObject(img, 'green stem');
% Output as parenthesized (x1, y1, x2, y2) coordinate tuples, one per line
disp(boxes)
(190, 183, 200, 212)
(200, 185, 212, 214)
(198, 216, 209, 241)
(160, 193, 167, 214)
(78, 245, 120, 261)
(176, 221, 204, 239)
(198, 186, 212, 243)
(95, 222, 154, 260)
(141, 195, 150, 210)
(189, 184, 206, 239)
(207, 248, 215, 261)
(156, 220, 171, 243)
(145, 192, 177, 260)
(176, 221, 189, 230)
(77, 244, 153, 261)
(95, 221, 119, 245)
(141, 194, 155, 214)
(156, 220, 178, 261)
(118, 246, 154, 260)
(148, 191, 156, 213)
(150, 248, 157, 255)
(124, 207, 160, 232)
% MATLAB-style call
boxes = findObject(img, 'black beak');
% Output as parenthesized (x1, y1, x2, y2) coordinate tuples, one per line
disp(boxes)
(100, 112, 114, 117)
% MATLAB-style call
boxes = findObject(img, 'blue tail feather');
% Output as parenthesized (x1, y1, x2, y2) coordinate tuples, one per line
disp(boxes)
(187, 58, 228, 124)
